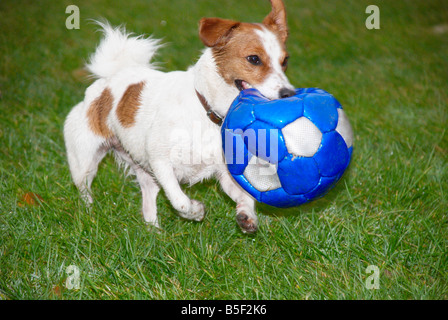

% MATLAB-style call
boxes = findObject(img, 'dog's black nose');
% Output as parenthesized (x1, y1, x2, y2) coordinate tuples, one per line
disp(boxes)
(279, 87, 295, 99)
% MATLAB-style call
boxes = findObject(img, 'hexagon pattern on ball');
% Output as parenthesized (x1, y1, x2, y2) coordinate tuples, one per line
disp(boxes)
(243, 156, 281, 192)
(221, 88, 354, 208)
(282, 117, 322, 157)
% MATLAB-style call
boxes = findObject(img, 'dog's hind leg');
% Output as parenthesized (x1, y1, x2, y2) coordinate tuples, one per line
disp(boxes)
(64, 103, 110, 204)
(112, 142, 161, 228)
(136, 167, 160, 228)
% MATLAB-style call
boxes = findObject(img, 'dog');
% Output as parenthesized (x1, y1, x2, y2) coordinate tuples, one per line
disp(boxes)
(64, 0, 295, 233)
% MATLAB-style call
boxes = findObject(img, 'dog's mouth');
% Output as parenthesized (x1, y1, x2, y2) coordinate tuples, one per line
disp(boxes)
(235, 79, 253, 91)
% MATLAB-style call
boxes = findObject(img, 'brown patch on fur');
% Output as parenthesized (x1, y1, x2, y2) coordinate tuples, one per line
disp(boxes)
(199, 0, 289, 89)
(263, 0, 289, 43)
(209, 22, 287, 87)
(199, 18, 241, 48)
(116, 81, 145, 127)
(87, 87, 114, 138)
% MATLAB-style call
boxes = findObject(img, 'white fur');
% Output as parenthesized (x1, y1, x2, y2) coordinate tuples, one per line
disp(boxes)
(86, 21, 163, 79)
(255, 27, 294, 99)
(64, 20, 292, 233)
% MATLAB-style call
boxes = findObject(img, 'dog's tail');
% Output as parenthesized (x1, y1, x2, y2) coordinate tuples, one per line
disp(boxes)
(86, 21, 163, 79)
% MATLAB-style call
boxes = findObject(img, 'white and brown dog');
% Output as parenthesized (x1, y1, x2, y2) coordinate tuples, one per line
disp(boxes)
(64, 0, 295, 233)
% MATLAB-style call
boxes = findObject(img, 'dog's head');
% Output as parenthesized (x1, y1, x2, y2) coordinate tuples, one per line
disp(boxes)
(199, 0, 295, 100)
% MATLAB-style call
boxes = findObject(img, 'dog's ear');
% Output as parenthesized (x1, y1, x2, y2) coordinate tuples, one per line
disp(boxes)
(199, 18, 240, 48)
(263, 0, 288, 43)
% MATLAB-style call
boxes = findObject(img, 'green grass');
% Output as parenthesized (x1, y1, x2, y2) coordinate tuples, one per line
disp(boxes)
(1, 0, 447, 299)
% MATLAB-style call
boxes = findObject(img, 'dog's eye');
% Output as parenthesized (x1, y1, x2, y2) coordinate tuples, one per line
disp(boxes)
(246, 55, 262, 66)
(282, 56, 289, 69)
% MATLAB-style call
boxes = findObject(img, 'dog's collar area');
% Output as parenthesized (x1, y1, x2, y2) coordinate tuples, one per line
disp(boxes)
(195, 90, 223, 126)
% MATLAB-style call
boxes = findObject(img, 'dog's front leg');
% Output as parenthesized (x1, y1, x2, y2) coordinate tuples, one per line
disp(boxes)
(218, 169, 258, 233)
(150, 160, 205, 222)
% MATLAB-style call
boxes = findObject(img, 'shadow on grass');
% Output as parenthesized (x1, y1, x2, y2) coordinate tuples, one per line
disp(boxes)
(184, 169, 351, 220)
(256, 180, 345, 218)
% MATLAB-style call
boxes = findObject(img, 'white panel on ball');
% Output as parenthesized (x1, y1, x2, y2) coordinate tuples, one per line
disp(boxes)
(243, 156, 281, 192)
(335, 109, 354, 148)
(281, 117, 322, 157)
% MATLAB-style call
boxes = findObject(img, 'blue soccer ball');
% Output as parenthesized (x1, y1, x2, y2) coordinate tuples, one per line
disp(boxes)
(221, 88, 354, 208)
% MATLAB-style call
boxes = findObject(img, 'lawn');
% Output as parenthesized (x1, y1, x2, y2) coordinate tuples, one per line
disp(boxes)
(0, 0, 447, 299)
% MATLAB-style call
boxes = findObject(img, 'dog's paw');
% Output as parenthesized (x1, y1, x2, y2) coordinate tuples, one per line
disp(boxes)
(145, 220, 162, 234)
(236, 212, 258, 234)
(80, 190, 93, 206)
(143, 215, 160, 230)
(189, 200, 206, 221)
(178, 199, 205, 222)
